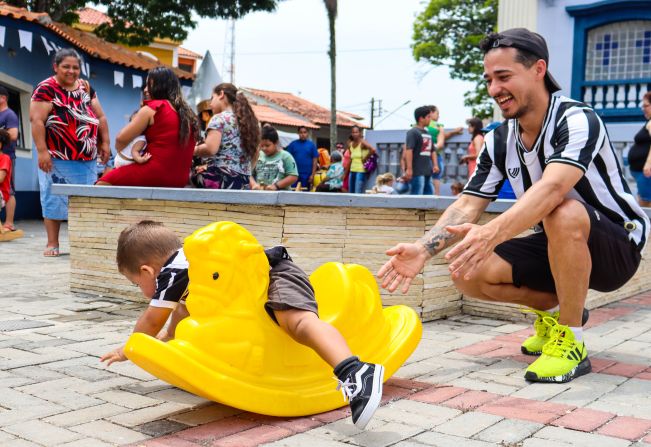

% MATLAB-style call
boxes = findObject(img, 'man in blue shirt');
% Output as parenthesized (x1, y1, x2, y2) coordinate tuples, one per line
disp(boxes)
(0, 86, 19, 231)
(286, 126, 318, 190)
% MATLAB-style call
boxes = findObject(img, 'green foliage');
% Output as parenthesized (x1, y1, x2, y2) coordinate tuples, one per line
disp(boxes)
(412, 0, 497, 119)
(6, 0, 281, 46)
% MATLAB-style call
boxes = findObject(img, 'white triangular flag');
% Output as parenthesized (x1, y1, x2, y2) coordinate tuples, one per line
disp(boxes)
(86, 63, 90, 76)
(18, 30, 32, 52)
(0, 26, 5, 48)
(114, 71, 124, 87)
(132, 75, 143, 88)
(41, 36, 54, 55)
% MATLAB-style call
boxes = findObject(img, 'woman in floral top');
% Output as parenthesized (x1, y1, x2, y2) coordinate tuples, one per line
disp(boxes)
(193, 83, 260, 189)
(30, 48, 110, 257)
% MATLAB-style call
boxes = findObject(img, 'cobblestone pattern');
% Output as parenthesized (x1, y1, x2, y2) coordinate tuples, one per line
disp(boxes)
(1, 222, 650, 447)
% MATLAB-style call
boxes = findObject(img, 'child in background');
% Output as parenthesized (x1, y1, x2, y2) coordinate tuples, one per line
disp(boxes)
(370, 173, 397, 195)
(0, 130, 12, 210)
(114, 113, 150, 168)
(250, 126, 299, 191)
(316, 151, 344, 192)
(100, 220, 384, 429)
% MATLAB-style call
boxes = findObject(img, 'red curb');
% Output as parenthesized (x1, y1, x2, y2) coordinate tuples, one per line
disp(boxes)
(551, 408, 616, 432)
(409, 385, 467, 404)
(132, 437, 203, 447)
(175, 416, 259, 443)
(597, 416, 651, 441)
(477, 396, 574, 424)
(601, 362, 648, 378)
(211, 425, 294, 447)
(443, 390, 502, 411)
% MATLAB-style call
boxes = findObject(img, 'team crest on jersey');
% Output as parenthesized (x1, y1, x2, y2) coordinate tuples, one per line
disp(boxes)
(508, 167, 520, 178)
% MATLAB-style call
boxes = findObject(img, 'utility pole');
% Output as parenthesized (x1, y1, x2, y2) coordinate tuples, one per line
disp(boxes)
(370, 98, 383, 129)
(222, 19, 236, 83)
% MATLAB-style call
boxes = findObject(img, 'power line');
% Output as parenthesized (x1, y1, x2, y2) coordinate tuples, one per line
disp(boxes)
(210, 47, 410, 56)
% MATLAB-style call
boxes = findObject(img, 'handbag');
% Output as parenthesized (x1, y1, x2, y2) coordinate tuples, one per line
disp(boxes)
(363, 152, 378, 173)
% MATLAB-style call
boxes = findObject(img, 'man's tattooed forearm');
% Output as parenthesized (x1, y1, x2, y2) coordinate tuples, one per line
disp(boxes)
(418, 206, 471, 256)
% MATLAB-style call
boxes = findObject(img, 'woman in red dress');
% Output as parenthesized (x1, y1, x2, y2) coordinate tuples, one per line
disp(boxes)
(98, 67, 199, 187)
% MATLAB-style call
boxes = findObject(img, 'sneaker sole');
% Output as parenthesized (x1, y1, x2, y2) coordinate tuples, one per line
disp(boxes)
(524, 357, 592, 383)
(354, 364, 384, 430)
(520, 309, 590, 357)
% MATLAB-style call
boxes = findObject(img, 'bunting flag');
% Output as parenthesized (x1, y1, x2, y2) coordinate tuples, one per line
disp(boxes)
(0, 26, 5, 48)
(18, 30, 32, 52)
(132, 75, 143, 89)
(86, 63, 90, 77)
(114, 70, 124, 87)
(41, 36, 54, 55)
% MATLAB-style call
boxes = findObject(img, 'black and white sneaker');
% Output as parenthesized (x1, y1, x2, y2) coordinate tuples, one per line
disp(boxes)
(336, 362, 384, 429)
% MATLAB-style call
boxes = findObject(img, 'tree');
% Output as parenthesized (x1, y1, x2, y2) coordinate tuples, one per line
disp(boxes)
(412, 0, 498, 119)
(324, 0, 337, 152)
(7, 0, 281, 46)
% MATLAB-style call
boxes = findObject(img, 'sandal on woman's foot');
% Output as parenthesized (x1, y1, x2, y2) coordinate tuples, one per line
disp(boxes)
(2, 224, 16, 232)
(43, 246, 60, 257)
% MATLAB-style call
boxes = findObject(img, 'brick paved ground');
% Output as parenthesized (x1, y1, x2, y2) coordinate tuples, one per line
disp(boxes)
(1, 221, 650, 446)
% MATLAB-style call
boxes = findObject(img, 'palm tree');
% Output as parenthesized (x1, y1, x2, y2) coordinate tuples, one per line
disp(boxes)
(324, 0, 337, 152)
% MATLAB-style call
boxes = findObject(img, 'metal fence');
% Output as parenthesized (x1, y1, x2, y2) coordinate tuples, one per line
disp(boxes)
(376, 137, 636, 187)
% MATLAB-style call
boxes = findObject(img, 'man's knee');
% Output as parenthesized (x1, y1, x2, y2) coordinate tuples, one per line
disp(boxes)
(543, 199, 590, 241)
(451, 254, 513, 300)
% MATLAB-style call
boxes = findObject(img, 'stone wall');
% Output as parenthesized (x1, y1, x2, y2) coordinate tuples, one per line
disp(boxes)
(61, 187, 651, 323)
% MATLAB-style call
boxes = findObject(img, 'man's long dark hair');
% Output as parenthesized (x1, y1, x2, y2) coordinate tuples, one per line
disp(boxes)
(146, 67, 199, 145)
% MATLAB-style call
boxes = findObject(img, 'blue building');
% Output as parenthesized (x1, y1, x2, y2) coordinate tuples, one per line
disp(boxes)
(0, 4, 193, 219)
(498, 0, 650, 138)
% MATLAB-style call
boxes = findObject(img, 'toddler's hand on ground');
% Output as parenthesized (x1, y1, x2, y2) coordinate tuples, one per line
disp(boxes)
(100, 347, 127, 366)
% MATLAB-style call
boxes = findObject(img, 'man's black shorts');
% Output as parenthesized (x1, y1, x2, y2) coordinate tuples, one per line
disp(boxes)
(494, 202, 642, 293)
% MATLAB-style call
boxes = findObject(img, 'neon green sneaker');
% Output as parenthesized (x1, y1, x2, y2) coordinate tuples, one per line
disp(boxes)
(524, 319, 591, 383)
(521, 309, 559, 356)
(521, 308, 590, 356)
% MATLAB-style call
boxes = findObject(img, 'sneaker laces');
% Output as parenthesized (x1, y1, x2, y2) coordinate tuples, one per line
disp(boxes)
(542, 321, 575, 357)
(335, 377, 359, 402)
(521, 308, 557, 336)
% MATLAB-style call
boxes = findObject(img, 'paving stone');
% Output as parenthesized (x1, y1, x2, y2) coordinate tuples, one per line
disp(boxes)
(168, 404, 244, 426)
(262, 433, 352, 446)
(373, 400, 460, 428)
(597, 416, 651, 441)
(345, 421, 425, 447)
(474, 418, 543, 443)
(411, 431, 495, 447)
(4, 420, 81, 445)
(107, 402, 192, 427)
(92, 389, 161, 409)
(433, 411, 503, 437)
(69, 420, 149, 444)
(479, 396, 574, 424)
(54, 439, 115, 447)
(43, 403, 128, 427)
(135, 419, 191, 437)
(534, 425, 632, 447)
(552, 408, 616, 432)
(212, 425, 294, 447)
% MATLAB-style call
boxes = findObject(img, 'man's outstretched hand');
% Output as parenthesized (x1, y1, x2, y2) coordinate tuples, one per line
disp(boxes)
(377, 243, 430, 293)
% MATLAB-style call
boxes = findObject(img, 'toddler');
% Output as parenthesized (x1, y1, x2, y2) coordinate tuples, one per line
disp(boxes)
(100, 221, 384, 429)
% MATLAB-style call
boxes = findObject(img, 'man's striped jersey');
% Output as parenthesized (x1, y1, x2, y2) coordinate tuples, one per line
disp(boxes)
(463, 95, 649, 250)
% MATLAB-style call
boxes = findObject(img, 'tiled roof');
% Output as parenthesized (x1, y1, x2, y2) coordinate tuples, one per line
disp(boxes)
(252, 104, 319, 129)
(0, 3, 193, 80)
(244, 87, 368, 128)
(76, 7, 111, 26)
(178, 47, 202, 60)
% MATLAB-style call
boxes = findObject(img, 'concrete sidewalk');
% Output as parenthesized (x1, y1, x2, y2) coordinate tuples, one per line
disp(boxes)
(0, 221, 650, 447)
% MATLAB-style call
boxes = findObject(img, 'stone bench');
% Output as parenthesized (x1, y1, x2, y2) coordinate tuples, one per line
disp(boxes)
(52, 184, 651, 322)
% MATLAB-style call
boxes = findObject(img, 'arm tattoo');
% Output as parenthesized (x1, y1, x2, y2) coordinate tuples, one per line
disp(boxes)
(418, 206, 471, 256)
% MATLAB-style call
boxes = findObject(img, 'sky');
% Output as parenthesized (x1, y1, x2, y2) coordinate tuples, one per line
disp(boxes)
(183, 0, 475, 130)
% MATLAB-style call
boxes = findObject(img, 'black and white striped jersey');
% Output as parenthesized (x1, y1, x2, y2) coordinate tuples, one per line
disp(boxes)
(150, 249, 189, 308)
(463, 95, 649, 250)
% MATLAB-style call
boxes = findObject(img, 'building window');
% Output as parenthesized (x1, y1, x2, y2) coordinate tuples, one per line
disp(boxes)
(585, 21, 651, 81)
(178, 63, 194, 73)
